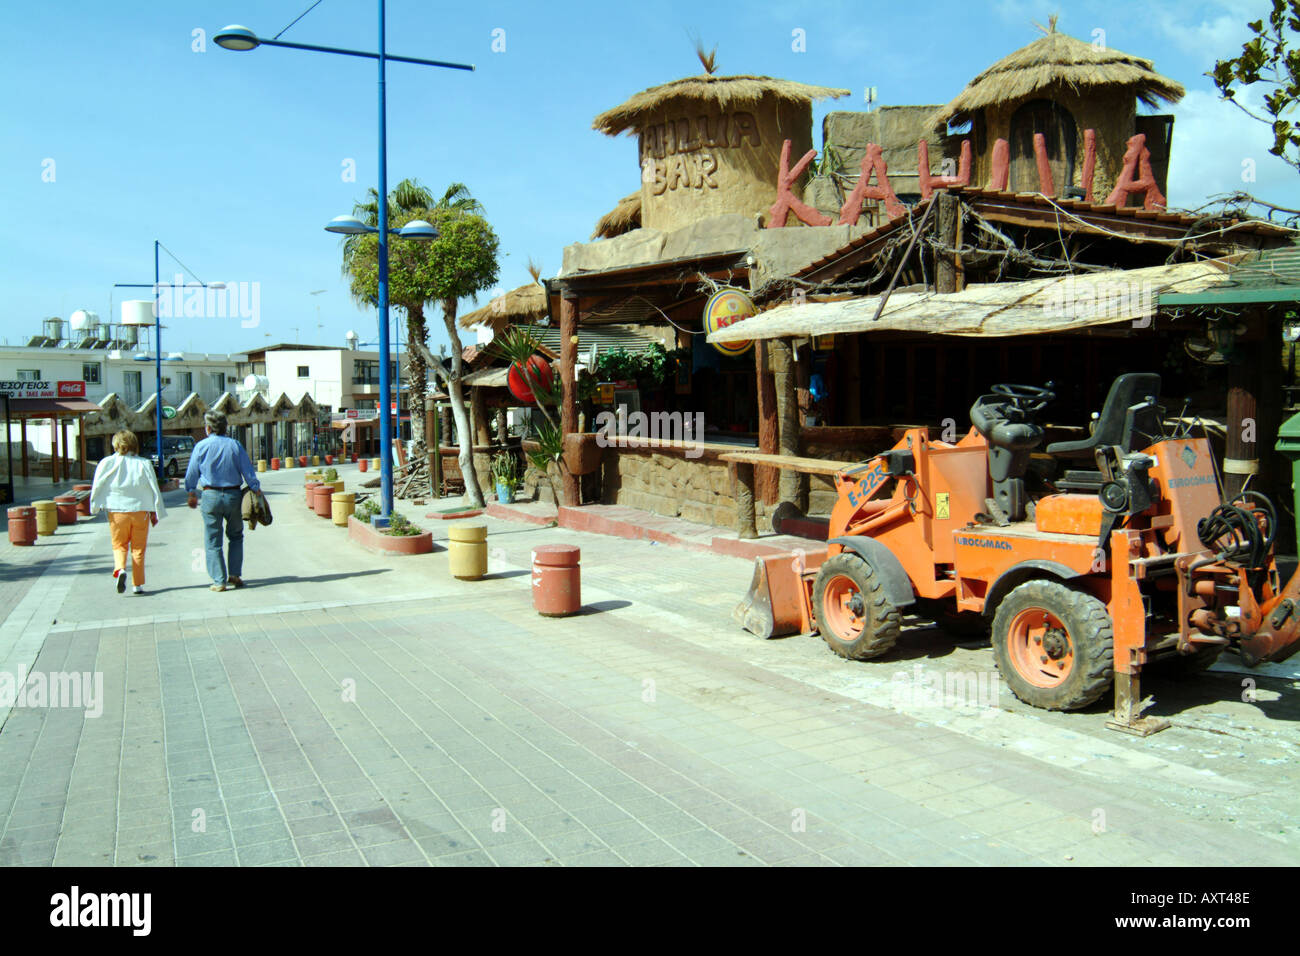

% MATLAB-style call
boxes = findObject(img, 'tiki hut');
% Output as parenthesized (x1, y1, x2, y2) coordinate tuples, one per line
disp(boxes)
(928, 23, 1185, 199)
(592, 192, 643, 239)
(593, 74, 849, 230)
(458, 282, 549, 335)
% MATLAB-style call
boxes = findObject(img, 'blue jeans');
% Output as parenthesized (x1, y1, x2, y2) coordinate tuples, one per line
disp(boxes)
(200, 488, 243, 585)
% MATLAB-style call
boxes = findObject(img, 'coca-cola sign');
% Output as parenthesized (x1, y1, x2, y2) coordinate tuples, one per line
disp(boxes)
(58, 381, 86, 398)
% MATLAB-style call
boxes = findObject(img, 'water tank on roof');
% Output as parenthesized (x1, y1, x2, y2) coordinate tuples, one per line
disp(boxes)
(121, 300, 155, 326)
(43, 316, 64, 342)
(69, 309, 99, 331)
(243, 374, 269, 392)
(346, 330, 358, 350)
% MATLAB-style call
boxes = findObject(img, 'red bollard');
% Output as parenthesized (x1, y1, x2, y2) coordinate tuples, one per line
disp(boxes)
(73, 484, 93, 516)
(305, 481, 323, 508)
(531, 545, 581, 617)
(271, 458, 281, 470)
(325, 455, 334, 465)
(53, 495, 79, 525)
(298, 455, 308, 468)
(8, 507, 36, 546)
(312, 484, 334, 518)
(358, 458, 368, 473)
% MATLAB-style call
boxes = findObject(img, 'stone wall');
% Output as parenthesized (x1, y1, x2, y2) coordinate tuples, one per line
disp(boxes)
(600, 447, 770, 529)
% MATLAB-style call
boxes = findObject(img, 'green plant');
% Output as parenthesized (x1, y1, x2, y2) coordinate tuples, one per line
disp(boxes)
(385, 512, 422, 536)
(1211, 0, 1300, 171)
(490, 452, 521, 489)
(526, 419, 564, 502)
(593, 343, 687, 386)
(355, 498, 380, 522)
(323, 467, 338, 482)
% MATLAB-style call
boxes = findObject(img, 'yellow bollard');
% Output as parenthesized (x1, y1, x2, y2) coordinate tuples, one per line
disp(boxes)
(447, 523, 488, 580)
(284, 456, 295, 470)
(312, 455, 320, 467)
(371, 457, 382, 471)
(257, 459, 267, 473)
(34, 500, 58, 536)
(331, 491, 356, 526)
(305, 470, 322, 484)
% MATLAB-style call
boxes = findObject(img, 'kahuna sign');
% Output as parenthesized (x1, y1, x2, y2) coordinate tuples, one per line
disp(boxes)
(0, 381, 85, 399)
(639, 111, 762, 195)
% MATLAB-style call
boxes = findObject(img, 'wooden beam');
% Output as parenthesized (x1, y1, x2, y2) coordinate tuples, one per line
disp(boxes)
(560, 292, 580, 506)
(755, 340, 779, 504)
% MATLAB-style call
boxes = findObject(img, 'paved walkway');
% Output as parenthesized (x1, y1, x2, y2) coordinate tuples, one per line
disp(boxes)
(0, 464, 1296, 866)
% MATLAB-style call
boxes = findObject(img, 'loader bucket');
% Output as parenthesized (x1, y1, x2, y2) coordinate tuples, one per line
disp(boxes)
(732, 550, 824, 638)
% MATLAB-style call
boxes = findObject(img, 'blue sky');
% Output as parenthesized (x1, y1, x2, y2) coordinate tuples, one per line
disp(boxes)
(4, 0, 1295, 356)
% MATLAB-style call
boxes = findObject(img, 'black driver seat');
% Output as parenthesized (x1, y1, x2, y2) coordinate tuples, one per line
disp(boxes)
(1045, 373, 1163, 458)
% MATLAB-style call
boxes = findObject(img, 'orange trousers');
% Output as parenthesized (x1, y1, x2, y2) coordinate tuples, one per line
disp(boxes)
(109, 511, 150, 586)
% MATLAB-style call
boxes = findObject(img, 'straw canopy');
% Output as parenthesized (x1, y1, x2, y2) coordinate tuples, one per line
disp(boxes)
(593, 74, 850, 137)
(458, 282, 548, 331)
(592, 192, 643, 239)
(929, 29, 1185, 126)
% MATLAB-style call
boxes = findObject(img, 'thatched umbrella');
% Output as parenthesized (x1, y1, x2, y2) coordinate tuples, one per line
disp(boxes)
(458, 282, 548, 334)
(928, 23, 1184, 196)
(594, 74, 849, 230)
(592, 192, 642, 239)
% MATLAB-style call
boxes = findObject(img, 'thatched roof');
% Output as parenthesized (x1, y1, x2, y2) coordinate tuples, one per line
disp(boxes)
(458, 283, 549, 331)
(929, 29, 1185, 126)
(592, 192, 643, 239)
(593, 74, 850, 136)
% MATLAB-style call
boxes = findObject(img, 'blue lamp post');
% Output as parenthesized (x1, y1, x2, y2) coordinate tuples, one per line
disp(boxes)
(215, 6, 471, 521)
(114, 241, 225, 481)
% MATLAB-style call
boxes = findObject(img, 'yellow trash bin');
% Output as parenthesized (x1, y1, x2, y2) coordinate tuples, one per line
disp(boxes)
(34, 500, 57, 536)
(331, 491, 356, 526)
(257, 459, 267, 473)
(448, 523, 488, 580)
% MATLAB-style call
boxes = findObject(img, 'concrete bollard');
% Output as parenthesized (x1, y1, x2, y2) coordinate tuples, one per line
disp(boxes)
(531, 545, 581, 617)
(305, 481, 323, 508)
(312, 455, 321, 467)
(312, 484, 334, 518)
(305, 470, 322, 485)
(271, 457, 281, 470)
(283, 457, 294, 470)
(298, 456, 308, 468)
(34, 500, 57, 537)
(447, 523, 488, 580)
(257, 459, 267, 473)
(331, 491, 355, 526)
(359, 458, 368, 473)
(8, 506, 36, 546)
(371, 457, 382, 471)
(73, 484, 93, 516)
(53, 495, 79, 525)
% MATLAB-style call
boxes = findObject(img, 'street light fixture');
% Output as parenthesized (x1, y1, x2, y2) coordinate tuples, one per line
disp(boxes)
(214, 5, 472, 521)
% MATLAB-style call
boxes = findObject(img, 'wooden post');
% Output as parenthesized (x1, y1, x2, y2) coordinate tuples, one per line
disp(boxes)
(471, 387, 491, 447)
(770, 338, 806, 512)
(78, 417, 86, 480)
(61, 418, 70, 481)
(1224, 339, 1260, 502)
(20, 417, 27, 479)
(755, 339, 779, 504)
(427, 404, 441, 497)
(560, 292, 580, 507)
(733, 461, 758, 539)
(935, 191, 958, 294)
(51, 417, 60, 484)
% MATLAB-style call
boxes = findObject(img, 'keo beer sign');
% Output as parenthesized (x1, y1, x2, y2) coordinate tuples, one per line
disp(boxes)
(703, 289, 756, 357)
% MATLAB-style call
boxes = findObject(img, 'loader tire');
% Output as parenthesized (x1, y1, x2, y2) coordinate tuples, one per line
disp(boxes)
(812, 552, 902, 661)
(991, 581, 1113, 711)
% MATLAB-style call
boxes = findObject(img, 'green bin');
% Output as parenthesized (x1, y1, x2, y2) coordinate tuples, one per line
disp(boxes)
(1273, 410, 1300, 554)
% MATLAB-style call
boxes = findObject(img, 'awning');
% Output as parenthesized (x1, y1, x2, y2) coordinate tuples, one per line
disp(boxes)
(707, 259, 1234, 343)
(6, 398, 102, 417)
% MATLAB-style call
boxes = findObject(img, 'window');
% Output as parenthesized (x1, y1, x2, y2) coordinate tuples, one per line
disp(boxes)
(17, 370, 39, 381)
(123, 371, 143, 404)
(179, 371, 193, 395)
(297, 366, 310, 378)
(353, 360, 379, 385)
(82, 363, 101, 384)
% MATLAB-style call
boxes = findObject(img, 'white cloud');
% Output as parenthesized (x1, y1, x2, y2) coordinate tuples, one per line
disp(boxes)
(1151, 0, 1258, 62)
(1166, 87, 1300, 211)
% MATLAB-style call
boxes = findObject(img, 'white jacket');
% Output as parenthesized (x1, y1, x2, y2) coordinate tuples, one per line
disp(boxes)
(89, 453, 168, 518)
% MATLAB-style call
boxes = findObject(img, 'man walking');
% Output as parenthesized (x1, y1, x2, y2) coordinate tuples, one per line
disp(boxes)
(185, 410, 261, 592)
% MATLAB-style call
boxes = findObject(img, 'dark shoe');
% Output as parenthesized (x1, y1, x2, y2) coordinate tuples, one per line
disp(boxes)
(116, 569, 126, 594)
(228, 575, 244, 588)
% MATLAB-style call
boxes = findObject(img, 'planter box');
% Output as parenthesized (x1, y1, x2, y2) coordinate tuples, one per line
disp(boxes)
(347, 514, 434, 555)
(563, 432, 604, 476)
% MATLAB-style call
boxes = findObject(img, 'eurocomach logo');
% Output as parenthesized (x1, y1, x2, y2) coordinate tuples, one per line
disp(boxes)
(956, 536, 1013, 550)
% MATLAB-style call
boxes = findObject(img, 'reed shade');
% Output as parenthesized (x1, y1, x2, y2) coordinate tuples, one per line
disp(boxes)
(458, 283, 548, 332)
(707, 259, 1232, 343)
(928, 29, 1184, 128)
(592, 192, 643, 240)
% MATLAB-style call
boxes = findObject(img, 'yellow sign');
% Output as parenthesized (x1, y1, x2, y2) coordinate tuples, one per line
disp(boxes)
(703, 288, 756, 357)
(936, 492, 950, 520)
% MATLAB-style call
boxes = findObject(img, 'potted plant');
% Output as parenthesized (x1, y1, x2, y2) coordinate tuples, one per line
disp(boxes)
(489, 452, 521, 504)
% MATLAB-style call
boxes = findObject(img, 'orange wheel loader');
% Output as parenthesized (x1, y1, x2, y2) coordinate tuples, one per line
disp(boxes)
(733, 373, 1299, 735)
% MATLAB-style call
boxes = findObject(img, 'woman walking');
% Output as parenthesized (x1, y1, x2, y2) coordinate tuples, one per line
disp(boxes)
(89, 429, 168, 595)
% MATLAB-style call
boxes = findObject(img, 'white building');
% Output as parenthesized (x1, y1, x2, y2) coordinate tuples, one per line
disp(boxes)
(239, 343, 409, 417)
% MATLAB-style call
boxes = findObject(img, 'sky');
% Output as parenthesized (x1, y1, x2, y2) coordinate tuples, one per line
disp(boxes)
(3, 0, 1296, 357)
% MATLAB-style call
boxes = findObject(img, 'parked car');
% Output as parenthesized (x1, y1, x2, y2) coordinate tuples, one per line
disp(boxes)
(142, 434, 196, 478)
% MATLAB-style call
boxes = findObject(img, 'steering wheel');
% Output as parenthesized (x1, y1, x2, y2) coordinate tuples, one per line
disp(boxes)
(991, 383, 1055, 403)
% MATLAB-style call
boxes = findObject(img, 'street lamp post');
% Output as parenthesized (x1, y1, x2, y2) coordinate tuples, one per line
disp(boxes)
(114, 241, 224, 481)
(215, 6, 472, 521)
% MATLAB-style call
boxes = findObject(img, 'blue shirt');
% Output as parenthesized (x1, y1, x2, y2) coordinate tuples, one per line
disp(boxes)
(185, 434, 261, 493)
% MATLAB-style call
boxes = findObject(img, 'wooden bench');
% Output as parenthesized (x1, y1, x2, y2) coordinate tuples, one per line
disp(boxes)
(719, 452, 869, 540)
